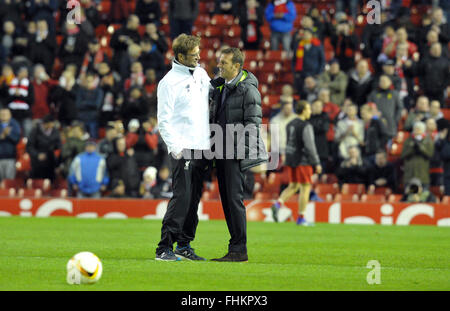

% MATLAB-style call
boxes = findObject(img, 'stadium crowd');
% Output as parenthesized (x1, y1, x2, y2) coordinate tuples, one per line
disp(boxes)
(0, 0, 449, 203)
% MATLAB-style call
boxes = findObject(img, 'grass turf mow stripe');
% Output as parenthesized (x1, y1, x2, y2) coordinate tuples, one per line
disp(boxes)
(0, 216, 449, 290)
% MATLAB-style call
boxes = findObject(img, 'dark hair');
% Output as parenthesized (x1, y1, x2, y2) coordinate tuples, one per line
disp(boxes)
(221, 47, 245, 70)
(295, 100, 309, 114)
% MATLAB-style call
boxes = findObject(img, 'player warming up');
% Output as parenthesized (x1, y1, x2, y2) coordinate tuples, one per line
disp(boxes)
(271, 100, 322, 226)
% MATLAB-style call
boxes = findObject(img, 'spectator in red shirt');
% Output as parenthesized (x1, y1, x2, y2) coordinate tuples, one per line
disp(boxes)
(31, 64, 58, 120)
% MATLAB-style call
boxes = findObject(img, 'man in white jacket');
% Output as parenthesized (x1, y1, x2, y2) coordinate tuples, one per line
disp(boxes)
(155, 34, 211, 261)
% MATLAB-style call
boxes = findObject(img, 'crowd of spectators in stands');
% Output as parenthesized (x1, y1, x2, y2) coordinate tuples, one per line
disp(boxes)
(0, 0, 449, 202)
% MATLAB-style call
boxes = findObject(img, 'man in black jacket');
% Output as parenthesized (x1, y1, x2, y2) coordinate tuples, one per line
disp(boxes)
(309, 99, 329, 171)
(209, 47, 267, 262)
(26, 114, 61, 181)
(271, 100, 321, 226)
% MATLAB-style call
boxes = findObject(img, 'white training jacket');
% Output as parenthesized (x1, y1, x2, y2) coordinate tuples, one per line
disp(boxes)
(157, 60, 211, 155)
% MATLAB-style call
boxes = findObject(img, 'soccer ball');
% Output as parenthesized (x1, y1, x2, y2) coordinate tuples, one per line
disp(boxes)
(66, 251, 103, 285)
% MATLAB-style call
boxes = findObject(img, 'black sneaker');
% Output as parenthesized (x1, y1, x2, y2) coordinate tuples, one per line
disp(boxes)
(155, 249, 181, 261)
(174, 245, 206, 261)
(211, 252, 248, 262)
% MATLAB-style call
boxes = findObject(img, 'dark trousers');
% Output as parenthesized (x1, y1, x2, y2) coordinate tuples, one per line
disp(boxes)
(216, 159, 247, 254)
(156, 152, 206, 254)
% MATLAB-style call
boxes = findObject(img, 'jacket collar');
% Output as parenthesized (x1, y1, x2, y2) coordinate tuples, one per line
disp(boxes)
(212, 70, 248, 92)
(172, 59, 198, 75)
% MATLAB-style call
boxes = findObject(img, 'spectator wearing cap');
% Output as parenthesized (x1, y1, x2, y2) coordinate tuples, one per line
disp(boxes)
(136, 0, 162, 26)
(59, 122, 86, 178)
(265, 0, 296, 52)
(291, 27, 325, 95)
(404, 96, 430, 132)
(318, 59, 348, 107)
(367, 75, 403, 139)
(373, 59, 402, 93)
(7, 66, 34, 138)
(107, 136, 141, 197)
(0, 107, 21, 181)
(239, 0, 264, 50)
(75, 72, 104, 139)
(125, 117, 159, 169)
(26, 114, 61, 181)
(50, 69, 78, 127)
(58, 21, 89, 73)
(346, 59, 373, 107)
(68, 139, 109, 198)
(331, 18, 359, 72)
(401, 121, 434, 188)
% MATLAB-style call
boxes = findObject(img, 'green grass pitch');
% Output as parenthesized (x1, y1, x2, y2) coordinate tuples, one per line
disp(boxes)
(0, 216, 449, 291)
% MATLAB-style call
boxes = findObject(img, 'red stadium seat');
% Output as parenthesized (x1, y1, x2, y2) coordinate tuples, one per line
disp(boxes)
(204, 25, 223, 38)
(258, 73, 276, 85)
(210, 14, 234, 27)
(0, 179, 23, 190)
(258, 61, 282, 73)
(264, 50, 287, 62)
(194, 14, 211, 27)
(314, 183, 339, 197)
(263, 95, 281, 107)
(226, 25, 241, 38)
(260, 25, 271, 39)
(360, 194, 386, 203)
(387, 194, 403, 203)
(442, 196, 450, 204)
(334, 193, 360, 202)
(244, 50, 263, 61)
(442, 108, 450, 120)
(0, 188, 16, 197)
(341, 183, 365, 195)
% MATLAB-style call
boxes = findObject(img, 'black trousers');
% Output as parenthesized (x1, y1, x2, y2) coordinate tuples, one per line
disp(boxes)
(156, 152, 207, 254)
(216, 159, 247, 254)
